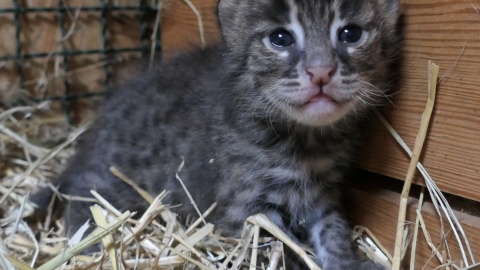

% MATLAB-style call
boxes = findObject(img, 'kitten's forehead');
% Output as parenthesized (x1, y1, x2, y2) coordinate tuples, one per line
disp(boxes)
(290, 0, 377, 27)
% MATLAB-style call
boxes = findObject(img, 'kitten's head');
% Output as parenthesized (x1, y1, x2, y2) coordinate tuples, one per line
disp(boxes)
(217, 0, 401, 127)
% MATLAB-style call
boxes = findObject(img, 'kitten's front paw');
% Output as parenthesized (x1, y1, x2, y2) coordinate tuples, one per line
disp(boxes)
(356, 260, 386, 270)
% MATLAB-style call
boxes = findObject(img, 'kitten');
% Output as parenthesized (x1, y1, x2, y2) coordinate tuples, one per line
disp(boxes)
(33, 0, 401, 269)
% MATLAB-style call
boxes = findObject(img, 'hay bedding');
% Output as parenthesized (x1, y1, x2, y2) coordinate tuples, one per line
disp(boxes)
(0, 77, 389, 270)
(0, 104, 244, 269)
(0, 99, 283, 269)
(0, 102, 329, 270)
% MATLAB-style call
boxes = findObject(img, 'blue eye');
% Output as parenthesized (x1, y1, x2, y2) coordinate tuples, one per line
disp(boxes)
(338, 25, 363, 43)
(269, 29, 295, 48)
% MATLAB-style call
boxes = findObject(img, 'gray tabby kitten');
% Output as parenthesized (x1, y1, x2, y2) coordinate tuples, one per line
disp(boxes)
(34, 0, 401, 269)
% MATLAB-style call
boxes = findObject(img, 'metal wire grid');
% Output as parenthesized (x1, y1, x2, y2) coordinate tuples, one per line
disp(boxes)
(0, 0, 162, 122)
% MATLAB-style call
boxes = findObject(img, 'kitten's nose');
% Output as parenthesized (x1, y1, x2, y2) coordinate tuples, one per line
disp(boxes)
(306, 66, 336, 85)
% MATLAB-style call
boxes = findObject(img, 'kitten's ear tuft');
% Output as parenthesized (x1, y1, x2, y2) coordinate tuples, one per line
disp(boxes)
(217, 0, 247, 46)
(217, 0, 237, 30)
(380, 0, 400, 19)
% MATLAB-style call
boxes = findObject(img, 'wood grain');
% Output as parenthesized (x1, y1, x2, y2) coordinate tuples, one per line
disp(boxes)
(161, 0, 220, 56)
(160, 0, 480, 201)
(358, 0, 480, 202)
(347, 187, 480, 270)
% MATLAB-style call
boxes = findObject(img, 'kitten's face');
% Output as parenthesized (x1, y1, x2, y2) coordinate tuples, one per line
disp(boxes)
(218, 0, 401, 127)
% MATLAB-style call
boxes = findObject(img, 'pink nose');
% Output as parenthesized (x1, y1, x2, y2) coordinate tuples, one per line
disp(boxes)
(306, 66, 336, 85)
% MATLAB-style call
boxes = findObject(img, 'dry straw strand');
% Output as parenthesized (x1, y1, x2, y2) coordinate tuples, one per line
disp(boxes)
(470, 4, 480, 14)
(94, 256, 185, 269)
(266, 241, 283, 270)
(183, 0, 206, 47)
(219, 239, 242, 270)
(149, 0, 164, 67)
(353, 226, 392, 268)
(175, 157, 228, 256)
(90, 190, 124, 218)
(0, 124, 50, 159)
(90, 205, 119, 270)
(417, 212, 459, 270)
(8, 193, 29, 245)
(391, 60, 439, 270)
(377, 60, 475, 268)
(0, 103, 47, 122)
(249, 224, 261, 270)
(110, 166, 154, 204)
(0, 122, 91, 206)
(4, 255, 34, 270)
(0, 238, 15, 270)
(234, 223, 256, 268)
(36, 211, 131, 270)
(464, 263, 480, 270)
(376, 109, 475, 268)
(247, 214, 322, 270)
(185, 202, 217, 235)
(161, 212, 176, 257)
(410, 187, 426, 270)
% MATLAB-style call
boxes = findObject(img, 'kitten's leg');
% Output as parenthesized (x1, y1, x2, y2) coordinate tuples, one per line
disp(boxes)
(264, 211, 310, 270)
(264, 210, 300, 241)
(307, 206, 385, 270)
(63, 200, 102, 254)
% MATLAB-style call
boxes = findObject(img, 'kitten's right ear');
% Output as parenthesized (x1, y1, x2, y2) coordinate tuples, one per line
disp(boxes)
(379, 0, 400, 20)
(216, 0, 248, 49)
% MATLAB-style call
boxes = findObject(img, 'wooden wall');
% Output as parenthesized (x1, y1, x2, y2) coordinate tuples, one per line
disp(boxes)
(359, 0, 480, 202)
(161, 0, 480, 269)
(348, 187, 480, 270)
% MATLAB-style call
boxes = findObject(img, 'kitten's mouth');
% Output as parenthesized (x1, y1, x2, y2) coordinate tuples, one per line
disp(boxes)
(306, 93, 337, 104)
(287, 90, 355, 126)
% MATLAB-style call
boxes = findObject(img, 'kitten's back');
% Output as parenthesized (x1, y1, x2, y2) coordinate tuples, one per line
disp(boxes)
(32, 46, 226, 226)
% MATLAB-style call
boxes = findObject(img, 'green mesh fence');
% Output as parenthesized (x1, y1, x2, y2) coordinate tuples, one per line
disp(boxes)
(0, 0, 162, 122)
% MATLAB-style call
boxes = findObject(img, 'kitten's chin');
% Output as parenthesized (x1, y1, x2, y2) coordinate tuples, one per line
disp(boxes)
(288, 98, 356, 127)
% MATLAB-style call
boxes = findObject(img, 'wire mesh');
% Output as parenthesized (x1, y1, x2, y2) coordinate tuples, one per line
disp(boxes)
(0, 0, 162, 122)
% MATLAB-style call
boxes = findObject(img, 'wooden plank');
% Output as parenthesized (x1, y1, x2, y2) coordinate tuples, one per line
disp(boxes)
(160, 0, 480, 201)
(358, 0, 480, 202)
(161, 0, 220, 56)
(347, 187, 480, 269)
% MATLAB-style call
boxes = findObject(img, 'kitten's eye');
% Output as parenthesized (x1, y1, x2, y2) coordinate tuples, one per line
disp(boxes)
(338, 25, 363, 43)
(269, 29, 295, 48)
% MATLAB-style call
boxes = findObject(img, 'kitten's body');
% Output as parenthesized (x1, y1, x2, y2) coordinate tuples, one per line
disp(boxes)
(34, 0, 401, 269)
